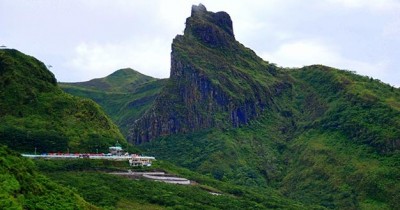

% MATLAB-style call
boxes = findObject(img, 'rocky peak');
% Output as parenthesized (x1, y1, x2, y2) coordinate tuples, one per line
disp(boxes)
(191, 3, 207, 16)
(128, 4, 281, 144)
(184, 4, 235, 47)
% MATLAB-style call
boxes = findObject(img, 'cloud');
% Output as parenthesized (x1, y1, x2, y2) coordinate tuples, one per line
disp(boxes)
(328, 0, 400, 11)
(383, 19, 400, 40)
(262, 40, 340, 67)
(67, 39, 170, 81)
(261, 40, 393, 85)
(2, 0, 399, 87)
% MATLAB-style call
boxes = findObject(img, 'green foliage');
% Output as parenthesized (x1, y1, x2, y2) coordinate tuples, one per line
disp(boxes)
(35, 158, 131, 172)
(54, 40, 399, 209)
(290, 66, 400, 153)
(61, 68, 157, 93)
(60, 71, 166, 136)
(282, 130, 399, 209)
(137, 65, 400, 209)
(37, 158, 311, 209)
(0, 49, 126, 153)
(172, 34, 279, 104)
(0, 145, 96, 209)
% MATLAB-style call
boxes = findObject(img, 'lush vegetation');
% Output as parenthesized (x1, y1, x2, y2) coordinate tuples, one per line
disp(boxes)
(36, 158, 315, 209)
(139, 66, 400, 209)
(61, 68, 157, 93)
(0, 145, 96, 209)
(1, 5, 400, 209)
(290, 65, 400, 153)
(57, 6, 399, 209)
(60, 69, 166, 136)
(282, 130, 399, 209)
(0, 49, 126, 153)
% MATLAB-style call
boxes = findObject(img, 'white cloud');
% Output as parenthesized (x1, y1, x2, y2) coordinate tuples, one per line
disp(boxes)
(2, 0, 399, 87)
(261, 40, 392, 84)
(328, 0, 400, 11)
(262, 40, 340, 67)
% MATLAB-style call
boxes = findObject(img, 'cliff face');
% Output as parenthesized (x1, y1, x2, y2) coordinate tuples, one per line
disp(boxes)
(128, 4, 288, 144)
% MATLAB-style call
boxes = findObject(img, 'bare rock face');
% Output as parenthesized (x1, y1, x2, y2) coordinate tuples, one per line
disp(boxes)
(185, 4, 234, 47)
(128, 4, 285, 144)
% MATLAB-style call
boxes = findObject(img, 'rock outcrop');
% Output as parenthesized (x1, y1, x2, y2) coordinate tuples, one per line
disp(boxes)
(128, 4, 287, 144)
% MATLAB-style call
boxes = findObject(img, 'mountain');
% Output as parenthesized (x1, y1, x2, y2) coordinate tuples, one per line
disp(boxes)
(60, 68, 166, 136)
(0, 49, 126, 153)
(1, 51, 307, 209)
(54, 4, 399, 209)
(128, 3, 400, 153)
(129, 4, 399, 209)
(61, 68, 156, 93)
(141, 64, 400, 209)
(129, 4, 284, 144)
(0, 145, 96, 209)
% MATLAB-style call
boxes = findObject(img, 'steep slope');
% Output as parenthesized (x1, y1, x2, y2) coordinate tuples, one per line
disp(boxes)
(0, 49, 126, 153)
(289, 65, 400, 153)
(141, 66, 400, 209)
(0, 145, 97, 209)
(129, 4, 286, 144)
(130, 4, 400, 209)
(51, 4, 399, 209)
(60, 69, 166, 136)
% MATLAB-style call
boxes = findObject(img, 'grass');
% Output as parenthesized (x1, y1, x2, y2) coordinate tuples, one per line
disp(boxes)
(61, 76, 166, 136)
(0, 145, 96, 209)
(36, 158, 311, 210)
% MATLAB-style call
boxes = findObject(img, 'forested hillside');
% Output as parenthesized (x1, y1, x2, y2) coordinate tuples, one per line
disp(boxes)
(4, 3, 399, 210)
(0, 145, 96, 209)
(0, 49, 126, 153)
(60, 68, 166, 136)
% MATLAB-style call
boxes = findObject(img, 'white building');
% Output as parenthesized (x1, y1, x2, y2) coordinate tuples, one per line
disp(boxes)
(129, 154, 155, 167)
(109, 142, 124, 156)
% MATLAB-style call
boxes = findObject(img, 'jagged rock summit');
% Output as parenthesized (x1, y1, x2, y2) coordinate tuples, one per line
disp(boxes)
(186, 4, 235, 47)
(128, 4, 282, 144)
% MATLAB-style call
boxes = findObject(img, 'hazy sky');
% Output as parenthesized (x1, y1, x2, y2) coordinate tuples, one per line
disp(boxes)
(1, 0, 399, 87)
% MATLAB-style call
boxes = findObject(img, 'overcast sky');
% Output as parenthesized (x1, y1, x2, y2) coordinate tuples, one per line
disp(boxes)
(1, 0, 399, 87)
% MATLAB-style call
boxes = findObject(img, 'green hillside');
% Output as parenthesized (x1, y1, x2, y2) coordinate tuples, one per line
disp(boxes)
(35, 158, 316, 209)
(55, 5, 399, 208)
(61, 68, 157, 93)
(0, 145, 96, 209)
(0, 49, 126, 153)
(60, 69, 166, 136)
(130, 4, 400, 209)
(141, 66, 400, 208)
(5, 3, 398, 209)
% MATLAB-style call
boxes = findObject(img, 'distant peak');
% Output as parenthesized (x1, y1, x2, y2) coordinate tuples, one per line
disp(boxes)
(107, 68, 147, 79)
(109, 68, 135, 76)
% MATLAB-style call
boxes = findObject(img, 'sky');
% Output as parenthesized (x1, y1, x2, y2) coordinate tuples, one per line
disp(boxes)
(1, 0, 399, 87)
